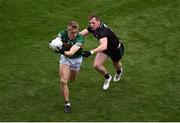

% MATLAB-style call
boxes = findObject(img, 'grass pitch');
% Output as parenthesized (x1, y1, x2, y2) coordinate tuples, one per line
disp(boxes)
(0, 0, 180, 121)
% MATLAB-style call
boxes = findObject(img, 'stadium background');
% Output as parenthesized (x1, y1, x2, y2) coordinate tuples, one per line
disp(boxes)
(0, 0, 179, 121)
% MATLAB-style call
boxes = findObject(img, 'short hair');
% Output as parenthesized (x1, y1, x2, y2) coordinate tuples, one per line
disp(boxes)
(68, 21, 79, 31)
(88, 13, 100, 21)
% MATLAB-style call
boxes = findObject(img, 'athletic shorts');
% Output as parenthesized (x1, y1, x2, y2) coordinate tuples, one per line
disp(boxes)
(103, 43, 124, 62)
(60, 55, 83, 71)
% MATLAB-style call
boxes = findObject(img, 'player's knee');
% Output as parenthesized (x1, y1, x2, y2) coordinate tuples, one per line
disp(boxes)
(113, 61, 122, 68)
(60, 79, 68, 86)
(113, 62, 118, 67)
(93, 63, 101, 70)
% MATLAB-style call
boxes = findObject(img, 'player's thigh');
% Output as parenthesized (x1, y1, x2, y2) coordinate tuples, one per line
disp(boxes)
(69, 70, 79, 82)
(59, 64, 71, 82)
(110, 45, 124, 62)
(94, 52, 109, 66)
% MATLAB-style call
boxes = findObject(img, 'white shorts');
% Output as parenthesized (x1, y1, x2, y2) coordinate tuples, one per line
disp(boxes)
(60, 55, 83, 71)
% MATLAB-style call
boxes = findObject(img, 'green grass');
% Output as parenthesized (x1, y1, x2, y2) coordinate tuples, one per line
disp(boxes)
(0, 0, 180, 121)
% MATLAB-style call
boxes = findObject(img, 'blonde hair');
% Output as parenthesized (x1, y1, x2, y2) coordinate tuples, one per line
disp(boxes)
(67, 21, 79, 31)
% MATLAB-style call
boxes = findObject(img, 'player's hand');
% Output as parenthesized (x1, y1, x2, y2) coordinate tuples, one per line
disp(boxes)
(82, 51, 92, 57)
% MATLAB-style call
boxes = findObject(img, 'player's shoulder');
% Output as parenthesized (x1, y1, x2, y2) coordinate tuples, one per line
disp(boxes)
(59, 30, 68, 36)
(100, 23, 109, 31)
(76, 34, 85, 42)
(97, 23, 108, 34)
(77, 33, 85, 39)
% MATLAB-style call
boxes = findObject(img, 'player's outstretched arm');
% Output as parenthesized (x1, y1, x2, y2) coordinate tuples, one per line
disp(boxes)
(79, 29, 89, 36)
(63, 45, 81, 57)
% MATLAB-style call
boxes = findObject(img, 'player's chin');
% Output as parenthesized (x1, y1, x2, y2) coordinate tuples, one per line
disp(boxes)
(92, 27, 98, 31)
(69, 36, 76, 40)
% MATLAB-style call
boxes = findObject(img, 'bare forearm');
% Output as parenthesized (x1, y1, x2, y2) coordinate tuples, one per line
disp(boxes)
(64, 51, 75, 57)
(91, 44, 107, 54)
(91, 37, 108, 54)
(79, 29, 89, 36)
(64, 45, 80, 57)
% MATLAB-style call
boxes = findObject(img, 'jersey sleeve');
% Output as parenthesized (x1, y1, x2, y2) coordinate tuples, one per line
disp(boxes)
(87, 26, 93, 33)
(75, 35, 85, 47)
(97, 30, 107, 39)
(57, 31, 63, 38)
(57, 31, 68, 43)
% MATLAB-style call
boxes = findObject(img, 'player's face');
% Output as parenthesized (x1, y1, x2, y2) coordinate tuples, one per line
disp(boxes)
(68, 29, 78, 40)
(89, 17, 100, 30)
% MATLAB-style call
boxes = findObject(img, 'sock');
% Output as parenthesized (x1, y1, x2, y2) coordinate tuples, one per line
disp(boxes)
(117, 70, 121, 74)
(104, 74, 110, 79)
(65, 101, 71, 106)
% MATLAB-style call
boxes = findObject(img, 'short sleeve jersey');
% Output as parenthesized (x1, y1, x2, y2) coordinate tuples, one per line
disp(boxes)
(87, 23, 120, 50)
(58, 31, 85, 58)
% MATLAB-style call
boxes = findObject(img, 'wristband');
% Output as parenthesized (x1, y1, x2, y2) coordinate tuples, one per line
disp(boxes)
(90, 50, 94, 55)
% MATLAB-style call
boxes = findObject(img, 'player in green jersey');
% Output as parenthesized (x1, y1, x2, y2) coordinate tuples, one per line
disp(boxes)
(54, 21, 85, 113)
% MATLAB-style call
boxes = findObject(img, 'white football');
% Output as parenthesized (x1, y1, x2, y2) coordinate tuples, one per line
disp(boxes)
(49, 37, 63, 52)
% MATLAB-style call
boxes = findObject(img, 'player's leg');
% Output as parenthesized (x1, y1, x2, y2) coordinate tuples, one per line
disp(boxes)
(59, 64, 71, 113)
(93, 52, 109, 75)
(113, 61, 123, 82)
(111, 43, 124, 82)
(59, 64, 71, 102)
(93, 52, 112, 90)
(113, 60, 122, 71)
(69, 56, 82, 82)
(59, 56, 82, 112)
(69, 70, 79, 82)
